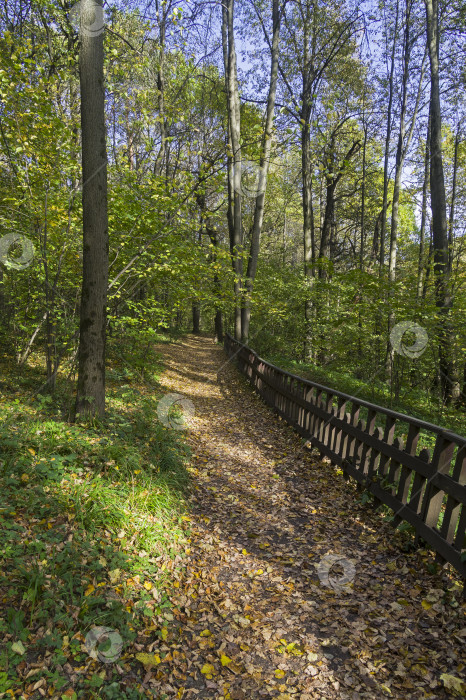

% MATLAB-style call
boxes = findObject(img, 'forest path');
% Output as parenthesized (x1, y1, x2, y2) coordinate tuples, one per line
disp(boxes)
(153, 335, 464, 700)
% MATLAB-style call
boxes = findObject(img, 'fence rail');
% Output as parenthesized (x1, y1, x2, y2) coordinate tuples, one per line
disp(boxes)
(224, 333, 466, 581)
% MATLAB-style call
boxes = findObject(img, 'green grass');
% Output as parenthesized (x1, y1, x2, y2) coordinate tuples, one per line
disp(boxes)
(0, 331, 190, 698)
(268, 354, 466, 438)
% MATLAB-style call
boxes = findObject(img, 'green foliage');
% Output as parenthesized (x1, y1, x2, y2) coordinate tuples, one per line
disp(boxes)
(0, 336, 189, 697)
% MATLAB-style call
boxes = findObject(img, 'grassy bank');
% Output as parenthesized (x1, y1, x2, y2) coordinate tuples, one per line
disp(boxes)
(0, 332, 190, 699)
(268, 354, 466, 439)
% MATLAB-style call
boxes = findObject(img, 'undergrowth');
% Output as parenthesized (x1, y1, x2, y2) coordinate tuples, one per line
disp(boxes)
(0, 331, 190, 698)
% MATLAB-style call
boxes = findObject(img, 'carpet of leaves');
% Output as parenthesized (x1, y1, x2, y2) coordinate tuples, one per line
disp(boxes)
(149, 335, 465, 700)
(1, 335, 465, 699)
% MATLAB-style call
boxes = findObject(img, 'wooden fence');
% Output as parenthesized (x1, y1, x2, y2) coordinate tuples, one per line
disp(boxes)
(224, 333, 466, 582)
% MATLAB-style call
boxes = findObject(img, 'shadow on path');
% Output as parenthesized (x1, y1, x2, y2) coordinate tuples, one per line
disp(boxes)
(151, 335, 465, 700)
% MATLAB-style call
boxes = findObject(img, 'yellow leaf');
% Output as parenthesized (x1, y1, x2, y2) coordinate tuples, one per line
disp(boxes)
(84, 585, 95, 597)
(135, 653, 161, 668)
(200, 630, 211, 637)
(108, 569, 120, 584)
(440, 673, 466, 696)
(201, 663, 215, 676)
(274, 669, 286, 678)
(421, 599, 432, 610)
(27, 448, 35, 455)
(143, 580, 152, 590)
(220, 654, 232, 666)
(161, 628, 168, 641)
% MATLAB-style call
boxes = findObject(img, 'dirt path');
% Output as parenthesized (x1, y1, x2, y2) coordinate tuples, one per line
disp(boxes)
(153, 335, 465, 700)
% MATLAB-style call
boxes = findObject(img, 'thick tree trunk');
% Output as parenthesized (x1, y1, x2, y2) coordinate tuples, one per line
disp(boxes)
(222, 0, 243, 341)
(425, 0, 453, 404)
(75, 0, 109, 419)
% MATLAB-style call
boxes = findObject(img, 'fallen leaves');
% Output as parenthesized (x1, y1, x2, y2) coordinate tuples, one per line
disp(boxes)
(3, 336, 463, 699)
(11, 641, 26, 656)
(153, 337, 465, 699)
(440, 674, 466, 697)
(135, 652, 161, 669)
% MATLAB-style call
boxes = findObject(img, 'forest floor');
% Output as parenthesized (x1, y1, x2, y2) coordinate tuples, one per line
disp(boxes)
(1, 334, 465, 700)
(148, 335, 465, 700)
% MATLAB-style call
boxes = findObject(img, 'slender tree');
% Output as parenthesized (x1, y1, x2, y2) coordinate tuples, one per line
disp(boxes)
(241, 0, 281, 343)
(75, 0, 109, 418)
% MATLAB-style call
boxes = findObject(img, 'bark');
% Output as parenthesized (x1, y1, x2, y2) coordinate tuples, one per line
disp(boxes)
(75, 0, 109, 419)
(214, 311, 224, 344)
(207, 224, 224, 343)
(380, 0, 399, 271)
(319, 138, 360, 279)
(300, 10, 315, 359)
(386, 3, 426, 380)
(371, 204, 390, 263)
(447, 124, 461, 401)
(388, 0, 411, 286)
(447, 123, 460, 274)
(192, 302, 200, 333)
(417, 117, 430, 298)
(241, 0, 280, 343)
(360, 123, 367, 270)
(222, 0, 242, 340)
(154, 0, 167, 177)
(388, 27, 426, 285)
(425, 0, 453, 403)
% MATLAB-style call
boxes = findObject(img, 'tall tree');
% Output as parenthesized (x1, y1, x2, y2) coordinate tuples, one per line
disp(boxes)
(425, 0, 453, 403)
(241, 0, 281, 343)
(75, 0, 109, 418)
(222, 0, 243, 341)
(278, 0, 362, 355)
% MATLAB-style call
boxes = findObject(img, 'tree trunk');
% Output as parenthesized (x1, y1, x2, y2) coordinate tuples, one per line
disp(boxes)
(425, 0, 453, 404)
(360, 123, 367, 270)
(241, 0, 280, 344)
(417, 117, 430, 298)
(154, 1, 167, 177)
(302, 121, 315, 359)
(222, 0, 243, 341)
(75, 0, 109, 419)
(388, 4, 410, 286)
(447, 122, 459, 274)
(192, 302, 200, 333)
(319, 178, 336, 279)
(380, 0, 399, 272)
